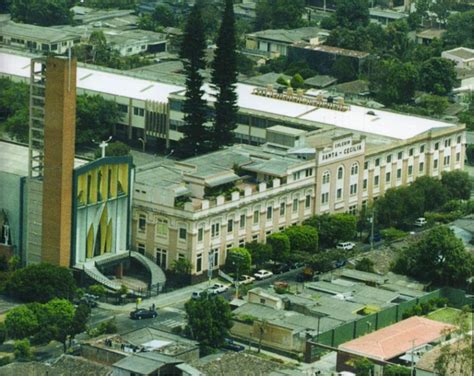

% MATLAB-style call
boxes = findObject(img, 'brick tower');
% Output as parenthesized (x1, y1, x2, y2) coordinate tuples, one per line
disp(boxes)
(41, 56, 77, 267)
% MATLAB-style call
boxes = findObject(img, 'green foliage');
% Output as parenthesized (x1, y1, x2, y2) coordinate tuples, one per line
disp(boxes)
(349, 357, 374, 375)
(284, 225, 318, 253)
(81, 0, 136, 9)
(14, 339, 32, 360)
(71, 303, 91, 341)
(402, 298, 448, 319)
(245, 241, 272, 267)
(267, 233, 290, 262)
(0, 78, 29, 142)
(41, 299, 76, 352)
(384, 364, 411, 376)
(5, 306, 39, 339)
(94, 141, 130, 159)
(441, 170, 472, 201)
(443, 10, 474, 48)
(380, 227, 406, 241)
(304, 213, 356, 248)
(6, 263, 76, 303)
(418, 94, 449, 116)
(10, 0, 72, 26)
(87, 318, 117, 337)
(355, 257, 375, 273)
(335, 0, 370, 29)
(309, 250, 347, 273)
(210, 0, 239, 150)
(0, 356, 11, 366)
(331, 56, 358, 82)
(255, 0, 305, 30)
(225, 248, 252, 275)
(138, 4, 176, 31)
(276, 76, 290, 87)
(5, 108, 29, 143)
(392, 226, 474, 287)
(290, 73, 305, 89)
(0, 323, 6, 344)
(419, 57, 457, 96)
(171, 258, 193, 276)
(178, 3, 210, 158)
(185, 294, 233, 348)
(87, 284, 107, 297)
(466, 144, 474, 165)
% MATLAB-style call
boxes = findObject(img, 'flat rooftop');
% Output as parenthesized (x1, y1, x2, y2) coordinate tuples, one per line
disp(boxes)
(1, 21, 81, 42)
(443, 47, 474, 60)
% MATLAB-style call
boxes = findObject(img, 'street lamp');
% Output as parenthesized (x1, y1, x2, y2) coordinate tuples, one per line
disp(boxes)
(92, 136, 112, 158)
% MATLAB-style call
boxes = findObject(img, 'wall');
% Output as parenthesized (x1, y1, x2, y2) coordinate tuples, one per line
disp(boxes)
(81, 344, 126, 366)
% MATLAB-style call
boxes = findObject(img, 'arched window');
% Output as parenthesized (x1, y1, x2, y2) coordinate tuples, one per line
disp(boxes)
(351, 163, 359, 176)
(322, 171, 330, 184)
(337, 166, 344, 180)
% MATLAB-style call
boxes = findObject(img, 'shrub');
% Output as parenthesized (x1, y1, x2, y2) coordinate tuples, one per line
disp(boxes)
(0, 356, 11, 366)
(355, 257, 375, 273)
(380, 227, 406, 241)
(88, 284, 107, 297)
(14, 339, 32, 360)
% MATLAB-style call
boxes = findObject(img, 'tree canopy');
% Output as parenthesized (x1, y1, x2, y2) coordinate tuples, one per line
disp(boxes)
(267, 233, 290, 262)
(335, 0, 370, 29)
(255, 0, 305, 30)
(10, 0, 73, 26)
(441, 170, 472, 201)
(304, 213, 356, 248)
(224, 247, 252, 275)
(419, 57, 457, 96)
(284, 225, 318, 253)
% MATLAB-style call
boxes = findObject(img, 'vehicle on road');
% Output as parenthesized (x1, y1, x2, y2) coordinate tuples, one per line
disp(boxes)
(130, 308, 157, 320)
(334, 259, 347, 268)
(222, 338, 245, 352)
(207, 283, 228, 294)
(254, 269, 273, 280)
(272, 263, 291, 274)
(236, 274, 255, 285)
(414, 217, 427, 227)
(336, 242, 356, 250)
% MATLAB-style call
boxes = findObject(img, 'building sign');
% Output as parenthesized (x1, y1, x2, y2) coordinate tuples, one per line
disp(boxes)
(319, 137, 364, 164)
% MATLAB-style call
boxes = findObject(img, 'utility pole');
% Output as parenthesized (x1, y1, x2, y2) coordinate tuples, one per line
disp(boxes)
(410, 338, 417, 376)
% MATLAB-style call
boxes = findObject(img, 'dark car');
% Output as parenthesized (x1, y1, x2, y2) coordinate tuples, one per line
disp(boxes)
(222, 338, 245, 352)
(130, 308, 158, 320)
(272, 263, 291, 274)
(334, 259, 347, 268)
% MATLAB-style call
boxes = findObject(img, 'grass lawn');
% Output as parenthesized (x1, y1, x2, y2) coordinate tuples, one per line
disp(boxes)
(426, 307, 473, 329)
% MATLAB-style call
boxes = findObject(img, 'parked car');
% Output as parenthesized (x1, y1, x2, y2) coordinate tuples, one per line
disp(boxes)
(254, 269, 273, 280)
(191, 291, 203, 299)
(334, 259, 347, 268)
(130, 308, 157, 320)
(236, 274, 255, 285)
(272, 263, 290, 274)
(222, 338, 245, 352)
(207, 283, 228, 294)
(336, 242, 356, 250)
(414, 217, 427, 227)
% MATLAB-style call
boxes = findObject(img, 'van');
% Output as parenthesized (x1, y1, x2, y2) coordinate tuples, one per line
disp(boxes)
(414, 217, 427, 227)
(336, 242, 355, 250)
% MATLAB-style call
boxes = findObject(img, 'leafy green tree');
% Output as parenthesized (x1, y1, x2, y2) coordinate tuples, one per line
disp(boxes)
(6, 263, 76, 303)
(10, 0, 73, 26)
(370, 59, 418, 105)
(0, 0, 11, 12)
(70, 303, 91, 343)
(355, 257, 375, 273)
(412, 176, 448, 213)
(185, 294, 233, 348)
(267, 233, 290, 262)
(178, 3, 210, 158)
(171, 258, 193, 275)
(210, 0, 238, 150)
(138, 4, 176, 31)
(87, 284, 107, 297)
(441, 170, 472, 200)
(5, 108, 29, 143)
(76, 94, 121, 146)
(305, 213, 356, 248)
(284, 225, 318, 253)
(42, 299, 76, 352)
(0, 78, 28, 120)
(418, 94, 449, 116)
(384, 364, 411, 376)
(255, 0, 305, 30)
(419, 58, 457, 96)
(392, 226, 474, 287)
(82, 0, 136, 9)
(245, 241, 272, 267)
(443, 10, 474, 48)
(385, 20, 412, 60)
(224, 248, 252, 275)
(5, 306, 39, 339)
(290, 73, 305, 89)
(331, 56, 358, 82)
(348, 357, 374, 374)
(0, 323, 6, 344)
(335, 0, 370, 29)
(94, 141, 130, 159)
(13, 339, 32, 360)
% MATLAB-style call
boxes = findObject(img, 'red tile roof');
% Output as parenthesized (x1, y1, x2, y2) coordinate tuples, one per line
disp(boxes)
(338, 316, 455, 361)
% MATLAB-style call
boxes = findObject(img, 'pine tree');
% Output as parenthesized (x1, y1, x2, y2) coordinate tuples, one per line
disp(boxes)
(210, 0, 239, 150)
(178, 4, 210, 158)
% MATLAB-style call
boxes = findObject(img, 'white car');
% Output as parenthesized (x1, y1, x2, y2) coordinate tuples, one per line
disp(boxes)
(236, 274, 255, 285)
(414, 217, 427, 227)
(207, 283, 228, 294)
(254, 269, 273, 280)
(336, 242, 356, 250)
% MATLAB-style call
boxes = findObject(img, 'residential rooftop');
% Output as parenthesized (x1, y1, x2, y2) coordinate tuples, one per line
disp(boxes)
(247, 26, 329, 44)
(113, 352, 181, 374)
(292, 42, 370, 59)
(416, 28, 446, 40)
(1, 21, 81, 43)
(443, 47, 474, 61)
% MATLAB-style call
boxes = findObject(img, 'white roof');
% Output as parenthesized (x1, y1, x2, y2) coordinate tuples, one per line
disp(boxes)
(0, 51, 182, 102)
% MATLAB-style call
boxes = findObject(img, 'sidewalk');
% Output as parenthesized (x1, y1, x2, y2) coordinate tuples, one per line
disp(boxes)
(98, 278, 222, 312)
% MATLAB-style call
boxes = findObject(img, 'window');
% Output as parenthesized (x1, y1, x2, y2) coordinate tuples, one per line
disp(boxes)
(409, 148, 414, 157)
(252, 234, 258, 241)
(434, 159, 439, 169)
(198, 227, 204, 242)
(397, 168, 402, 179)
(156, 218, 168, 237)
(156, 248, 167, 268)
(435, 142, 439, 151)
(445, 139, 451, 148)
(210, 248, 219, 269)
(280, 202, 285, 216)
(363, 179, 367, 190)
(196, 254, 202, 273)
(364, 161, 369, 170)
(227, 219, 233, 233)
(351, 163, 358, 175)
(292, 198, 298, 212)
(350, 184, 357, 195)
(239, 238, 245, 247)
(398, 151, 403, 160)
(456, 152, 460, 162)
(253, 210, 259, 224)
(118, 104, 128, 113)
(386, 172, 391, 182)
(374, 175, 379, 187)
(337, 167, 344, 179)
(420, 144, 425, 153)
(292, 171, 301, 181)
(375, 158, 380, 167)
(266, 206, 273, 220)
(240, 214, 246, 229)
(386, 154, 392, 163)
(337, 188, 342, 199)
(322, 171, 330, 184)
(305, 168, 313, 177)
(138, 214, 146, 232)
(133, 107, 145, 117)
(457, 135, 461, 144)
(51, 43, 58, 51)
(137, 243, 145, 255)
(408, 165, 413, 175)
(211, 223, 220, 238)
(305, 195, 311, 208)
(349, 205, 357, 215)
(179, 228, 187, 240)
(321, 192, 329, 204)
(444, 155, 450, 166)
(419, 162, 424, 172)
